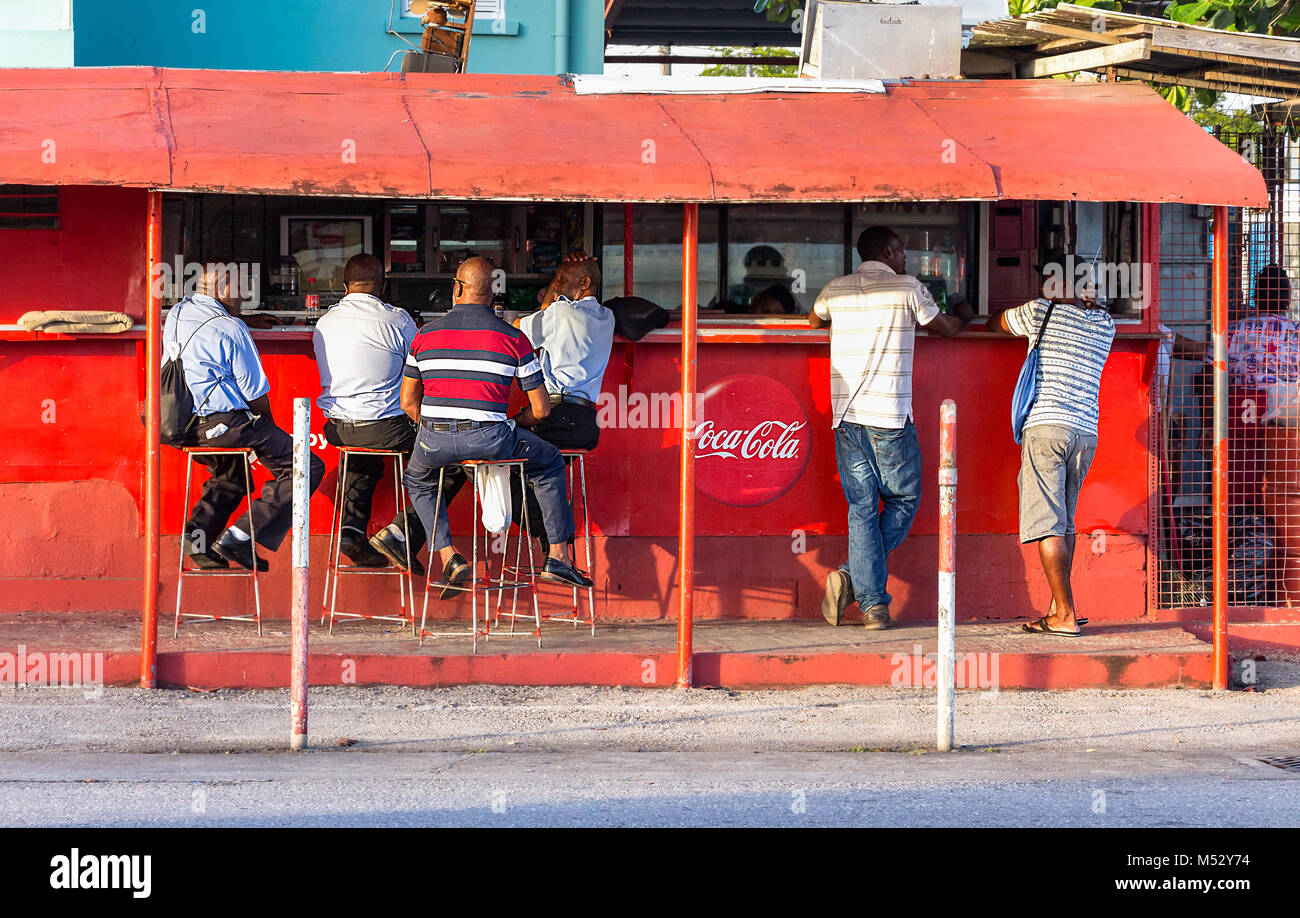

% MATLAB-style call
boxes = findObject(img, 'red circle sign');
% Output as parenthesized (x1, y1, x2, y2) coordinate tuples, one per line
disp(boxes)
(694, 373, 811, 507)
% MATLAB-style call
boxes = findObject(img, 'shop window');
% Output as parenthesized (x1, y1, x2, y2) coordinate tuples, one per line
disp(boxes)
(852, 202, 973, 311)
(1073, 201, 1144, 318)
(0, 185, 58, 230)
(724, 204, 844, 315)
(601, 205, 719, 311)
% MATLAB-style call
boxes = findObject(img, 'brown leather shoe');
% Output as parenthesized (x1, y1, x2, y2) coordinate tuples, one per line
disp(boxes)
(862, 604, 893, 631)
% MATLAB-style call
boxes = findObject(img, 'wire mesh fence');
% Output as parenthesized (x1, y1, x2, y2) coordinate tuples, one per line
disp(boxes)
(1154, 128, 1300, 611)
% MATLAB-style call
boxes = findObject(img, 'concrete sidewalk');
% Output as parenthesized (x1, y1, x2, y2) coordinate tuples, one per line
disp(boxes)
(0, 612, 1221, 689)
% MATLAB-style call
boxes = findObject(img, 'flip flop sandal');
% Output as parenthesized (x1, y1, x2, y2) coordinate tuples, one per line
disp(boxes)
(1021, 616, 1083, 637)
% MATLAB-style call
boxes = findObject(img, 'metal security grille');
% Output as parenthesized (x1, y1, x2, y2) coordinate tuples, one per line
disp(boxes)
(0, 184, 58, 229)
(1154, 128, 1300, 611)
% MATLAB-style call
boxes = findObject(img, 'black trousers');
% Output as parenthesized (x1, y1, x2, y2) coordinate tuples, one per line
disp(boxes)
(512, 402, 599, 550)
(322, 415, 465, 554)
(185, 410, 325, 551)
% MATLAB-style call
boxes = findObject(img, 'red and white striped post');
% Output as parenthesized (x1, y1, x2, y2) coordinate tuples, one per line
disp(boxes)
(290, 397, 311, 750)
(937, 400, 957, 751)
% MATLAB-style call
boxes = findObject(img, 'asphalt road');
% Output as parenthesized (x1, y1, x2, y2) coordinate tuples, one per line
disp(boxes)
(1, 664, 1297, 827)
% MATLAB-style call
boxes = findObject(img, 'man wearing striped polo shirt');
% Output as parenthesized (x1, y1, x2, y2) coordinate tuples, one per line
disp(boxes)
(399, 257, 592, 591)
(988, 255, 1114, 636)
(810, 226, 974, 631)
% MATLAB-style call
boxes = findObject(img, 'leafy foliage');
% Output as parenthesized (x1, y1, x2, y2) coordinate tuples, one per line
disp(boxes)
(700, 46, 798, 78)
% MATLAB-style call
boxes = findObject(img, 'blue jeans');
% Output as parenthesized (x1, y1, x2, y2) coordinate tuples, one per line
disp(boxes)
(834, 419, 923, 611)
(403, 421, 574, 552)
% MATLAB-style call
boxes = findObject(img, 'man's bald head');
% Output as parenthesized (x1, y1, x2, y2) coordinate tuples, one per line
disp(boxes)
(195, 263, 237, 302)
(453, 256, 495, 303)
(343, 253, 385, 294)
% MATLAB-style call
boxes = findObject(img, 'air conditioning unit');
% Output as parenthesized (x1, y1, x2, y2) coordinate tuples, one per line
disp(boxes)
(799, 1, 963, 80)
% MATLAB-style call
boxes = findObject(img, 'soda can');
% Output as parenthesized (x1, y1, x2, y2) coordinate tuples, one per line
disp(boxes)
(305, 294, 320, 312)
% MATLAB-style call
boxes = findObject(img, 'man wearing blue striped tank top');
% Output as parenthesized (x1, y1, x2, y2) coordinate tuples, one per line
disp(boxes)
(987, 255, 1115, 636)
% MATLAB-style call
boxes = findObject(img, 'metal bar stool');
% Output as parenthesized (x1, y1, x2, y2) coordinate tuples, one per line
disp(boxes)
(503, 449, 596, 635)
(175, 447, 262, 636)
(322, 447, 417, 634)
(418, 458, 540, 653)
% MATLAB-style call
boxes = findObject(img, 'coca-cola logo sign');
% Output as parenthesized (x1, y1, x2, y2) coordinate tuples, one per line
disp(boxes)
(694, 373, 811, 507)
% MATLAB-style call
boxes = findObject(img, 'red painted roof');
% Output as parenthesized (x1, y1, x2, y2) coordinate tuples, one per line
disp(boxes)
(0, 67, 1267, 206)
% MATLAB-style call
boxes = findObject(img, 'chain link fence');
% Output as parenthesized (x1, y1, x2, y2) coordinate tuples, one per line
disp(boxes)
(1154, 128, 1300, 611)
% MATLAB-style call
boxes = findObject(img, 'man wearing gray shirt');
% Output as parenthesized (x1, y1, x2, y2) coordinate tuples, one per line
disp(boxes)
(313, 254, 431, 573)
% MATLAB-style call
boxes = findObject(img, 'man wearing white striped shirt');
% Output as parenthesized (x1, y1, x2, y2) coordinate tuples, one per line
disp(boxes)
(987, 256, 1115, 636)
(810, 226, 974, 631)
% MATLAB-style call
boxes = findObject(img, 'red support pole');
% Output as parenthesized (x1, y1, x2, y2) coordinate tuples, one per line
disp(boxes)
(141, 190, 162, 689)
(676, 203, 699, 689)
(1211, 204, 1229, 691)
(623, 203, 634, 297)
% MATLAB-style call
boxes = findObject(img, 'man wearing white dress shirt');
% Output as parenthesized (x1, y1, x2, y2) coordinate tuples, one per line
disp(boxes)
(313, 253, 439, 574)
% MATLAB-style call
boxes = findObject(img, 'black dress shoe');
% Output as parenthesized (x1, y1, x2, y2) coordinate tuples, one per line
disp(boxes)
(541, 557, 593, 588)
(213, 533, 269, 572)
(369, 527, 425, 577)
(437, 552, 471, 600)
(339, 533, 388, 568)
(184, 546, 229, 570)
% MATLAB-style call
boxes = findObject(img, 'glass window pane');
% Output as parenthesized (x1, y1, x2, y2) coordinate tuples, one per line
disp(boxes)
(725, 204, 843, 315)
(602, 205, 719, 310)
(852, 203, 970, 307)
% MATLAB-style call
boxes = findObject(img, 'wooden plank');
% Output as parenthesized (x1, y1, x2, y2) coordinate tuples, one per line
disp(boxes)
(1151, 25, 1300, 66)
(1017, 38, 1152, 77)
(1025, 20, 1132, 46)
(1117, 67, 1300, 99)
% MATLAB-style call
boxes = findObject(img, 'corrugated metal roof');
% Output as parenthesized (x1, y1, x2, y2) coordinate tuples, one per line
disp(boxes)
(0, 67, 1268, 206)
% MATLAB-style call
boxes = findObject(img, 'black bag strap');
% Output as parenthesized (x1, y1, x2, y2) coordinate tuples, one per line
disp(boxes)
(169, 300, 230, 418)
(1031, 299, 1058, 352)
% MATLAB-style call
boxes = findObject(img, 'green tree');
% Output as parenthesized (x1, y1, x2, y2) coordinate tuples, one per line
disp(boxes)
(700, 46, 798, 78)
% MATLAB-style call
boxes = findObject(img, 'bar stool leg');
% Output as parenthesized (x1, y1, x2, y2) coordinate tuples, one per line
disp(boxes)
(522, 471, 542, 647)
(322, 449, 346, 627)
(578, 453, 595, 636)
(175, 457, 194, 638)
(471, 467, 480, 654)
(418, 466, 445, 647)
(241, 453, 262, 637)
(395, 453, 416, 634)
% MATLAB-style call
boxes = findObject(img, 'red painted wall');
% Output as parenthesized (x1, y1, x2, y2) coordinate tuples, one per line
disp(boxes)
(0, 186, 147, 323)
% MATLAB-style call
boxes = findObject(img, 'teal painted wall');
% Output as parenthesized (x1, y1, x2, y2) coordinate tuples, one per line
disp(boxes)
(72, 0, 604, 75)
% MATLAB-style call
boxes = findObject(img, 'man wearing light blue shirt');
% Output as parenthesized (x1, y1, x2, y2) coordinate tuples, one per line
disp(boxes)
(164, 268, 324, 572)
(313, 254, 435, 573)
(512, 257, 614, 552)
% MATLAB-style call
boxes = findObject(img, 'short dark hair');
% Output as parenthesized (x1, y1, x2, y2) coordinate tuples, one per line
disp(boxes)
(568, 258, 602, 294)
(343, 253, 384, 287)
(756, 284, 797, 314)
(856, 226, 901, 263)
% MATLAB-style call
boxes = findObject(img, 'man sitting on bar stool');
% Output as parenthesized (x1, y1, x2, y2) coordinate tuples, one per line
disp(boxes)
(312, 253, 449, 575)
(166, 265, 325, 571)
(511, 255, 615, 552)
(400, 256, 594, 593)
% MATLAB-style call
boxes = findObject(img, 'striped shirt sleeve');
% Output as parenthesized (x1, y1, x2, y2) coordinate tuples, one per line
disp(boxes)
(403, 346, 421, 380)
(512, 332, 544, 390)
(911, 281, 941, 325)
(1004, 300, 1043, 339)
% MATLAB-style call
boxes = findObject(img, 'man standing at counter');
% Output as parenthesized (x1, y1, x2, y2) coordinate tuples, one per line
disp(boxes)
(810, 226, 974, 630)
(987, 256, 1114, 636)
(166, 266, 325, 572)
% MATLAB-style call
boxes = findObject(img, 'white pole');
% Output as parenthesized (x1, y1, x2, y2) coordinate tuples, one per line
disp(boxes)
(937, 400, 957, 752)
(290, 398, 310, 751)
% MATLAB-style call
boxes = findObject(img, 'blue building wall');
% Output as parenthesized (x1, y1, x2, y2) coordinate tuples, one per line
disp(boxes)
(72, 0, 605, 75)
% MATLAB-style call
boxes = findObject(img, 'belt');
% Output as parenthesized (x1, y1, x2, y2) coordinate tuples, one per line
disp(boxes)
(420, 418, 498, 432)
(549, 393, 596, 410)
(330, 417, 403, 428)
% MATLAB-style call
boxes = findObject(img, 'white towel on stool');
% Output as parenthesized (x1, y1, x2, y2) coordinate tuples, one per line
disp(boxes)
(475, 464, 512, 535)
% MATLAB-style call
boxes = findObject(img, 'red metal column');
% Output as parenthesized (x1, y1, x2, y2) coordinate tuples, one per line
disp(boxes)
(676, 203, 699, 689)
(623, 204, 634, 296)
(1211, 205, 1229, 691)
(141, 190, 162, 689)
